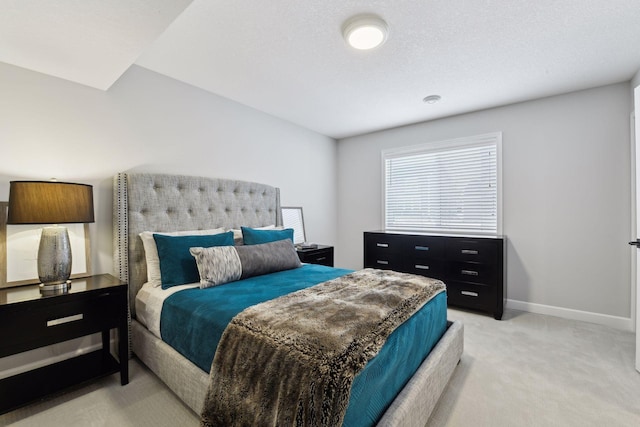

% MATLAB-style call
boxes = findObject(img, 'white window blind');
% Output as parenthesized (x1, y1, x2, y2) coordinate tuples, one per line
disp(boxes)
(383, 133, 501, 234)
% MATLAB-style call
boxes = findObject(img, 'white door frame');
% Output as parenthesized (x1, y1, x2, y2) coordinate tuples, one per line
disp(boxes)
(631, 86, 640, 372)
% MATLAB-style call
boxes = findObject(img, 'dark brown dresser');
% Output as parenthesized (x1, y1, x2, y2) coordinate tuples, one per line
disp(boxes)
(364, 231, 505, 319)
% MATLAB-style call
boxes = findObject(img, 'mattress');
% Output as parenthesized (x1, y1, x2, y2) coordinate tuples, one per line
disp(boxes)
(135, 264, 447, 426)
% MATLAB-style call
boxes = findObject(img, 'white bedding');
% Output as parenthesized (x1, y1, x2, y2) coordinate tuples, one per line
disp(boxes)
(135, 282, 199, 338)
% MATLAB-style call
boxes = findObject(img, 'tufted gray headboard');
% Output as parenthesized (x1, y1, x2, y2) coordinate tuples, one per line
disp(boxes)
(113, 173, 281, 317)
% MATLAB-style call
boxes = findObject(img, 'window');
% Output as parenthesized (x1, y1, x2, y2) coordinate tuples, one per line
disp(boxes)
(383, 132, 502, 234)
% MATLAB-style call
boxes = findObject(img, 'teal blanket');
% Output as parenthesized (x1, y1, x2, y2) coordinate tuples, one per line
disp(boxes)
(161, 264, 446, 426)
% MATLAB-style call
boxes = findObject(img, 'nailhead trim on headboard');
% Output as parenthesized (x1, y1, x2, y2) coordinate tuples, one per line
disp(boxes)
(114, 173, 129, 284)
(113, 173, 131, 357)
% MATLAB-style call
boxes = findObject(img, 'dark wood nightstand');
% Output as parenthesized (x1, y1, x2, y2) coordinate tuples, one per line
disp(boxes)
(0, 274, 128, 414)
(296, 245, 334, 267)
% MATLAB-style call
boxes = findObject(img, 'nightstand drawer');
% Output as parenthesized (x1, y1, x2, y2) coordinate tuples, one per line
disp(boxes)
(297, 246, 334, 267)
(301, 250, 333, 266)
(0, 290, 125, 357)
(446, 281, 494, 310)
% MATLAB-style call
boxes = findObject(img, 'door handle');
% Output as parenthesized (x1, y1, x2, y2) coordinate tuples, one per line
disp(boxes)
(629, 240, 640, 246)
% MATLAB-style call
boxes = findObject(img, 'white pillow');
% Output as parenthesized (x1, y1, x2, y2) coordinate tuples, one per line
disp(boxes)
(139, 228, 225, 287)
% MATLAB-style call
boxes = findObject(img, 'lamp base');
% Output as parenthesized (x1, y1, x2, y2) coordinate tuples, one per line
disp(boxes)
(38, 226, 72, 286)
(40, 280, 72, 295)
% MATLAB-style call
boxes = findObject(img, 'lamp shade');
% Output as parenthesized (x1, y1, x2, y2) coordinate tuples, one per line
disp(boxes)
(7, 181, 94, 224)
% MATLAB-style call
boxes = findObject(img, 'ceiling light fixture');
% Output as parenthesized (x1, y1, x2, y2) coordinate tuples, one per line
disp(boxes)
(423, 95, 441, 104)
(342, 15, 388, 50)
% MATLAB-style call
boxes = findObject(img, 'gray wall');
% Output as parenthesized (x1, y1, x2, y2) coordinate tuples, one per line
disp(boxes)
(337, 83, 632, 323)
(0, 62, 337, 376)
(632, 69, 640, 89)
(0, 62, 338, 277)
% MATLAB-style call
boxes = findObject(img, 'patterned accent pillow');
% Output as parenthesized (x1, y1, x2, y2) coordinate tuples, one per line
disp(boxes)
(191, 239, 302, 289)
(190, 246, 242, 288)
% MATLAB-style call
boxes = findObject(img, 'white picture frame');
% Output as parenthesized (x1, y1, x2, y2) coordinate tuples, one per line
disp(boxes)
(281, 206, 306, 245)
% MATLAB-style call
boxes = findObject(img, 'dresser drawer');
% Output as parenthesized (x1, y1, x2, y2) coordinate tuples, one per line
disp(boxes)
(446, 281, 494, 311)
(445, 238, 497, 263)
(447, 261, 497, 285)
(404, 259, 446, 279)
(401, 235, 445, 257)
(364, 233, 405, 269)
(0, 290, 125, 357)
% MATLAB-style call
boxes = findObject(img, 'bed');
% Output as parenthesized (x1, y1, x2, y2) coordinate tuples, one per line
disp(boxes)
(113, 172, 463, 426)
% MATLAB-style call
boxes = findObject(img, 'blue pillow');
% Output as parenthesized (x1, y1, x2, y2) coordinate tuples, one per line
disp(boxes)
(241, 226, 294, 245)
(154, 231, 234, 289)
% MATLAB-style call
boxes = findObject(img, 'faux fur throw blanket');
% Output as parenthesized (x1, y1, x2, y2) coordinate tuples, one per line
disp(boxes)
(200, 268, 445, 427)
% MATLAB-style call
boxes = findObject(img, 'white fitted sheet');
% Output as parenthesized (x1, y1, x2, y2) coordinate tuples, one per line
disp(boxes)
(135, 282, 199, 338)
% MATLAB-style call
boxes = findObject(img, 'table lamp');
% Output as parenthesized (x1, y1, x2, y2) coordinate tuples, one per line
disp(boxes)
(7, 181, 94, 291)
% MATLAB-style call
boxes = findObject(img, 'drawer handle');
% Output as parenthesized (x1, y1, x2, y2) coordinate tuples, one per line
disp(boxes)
(415, 264, 430, 270)
(376, 260, 389, 265)
(461, 249, 478, 255)
(47, 313, 83, 327)
(316, 257, 327, 261)
(461, 270, 479, 276)
(461, 291, 479, 297)
(415, 246, 430, 251)
(376, 243, 389, 248)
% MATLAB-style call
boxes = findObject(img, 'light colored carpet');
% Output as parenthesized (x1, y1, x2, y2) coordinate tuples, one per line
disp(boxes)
(430, 309, 640, 427)
(2, 308, 639, 427)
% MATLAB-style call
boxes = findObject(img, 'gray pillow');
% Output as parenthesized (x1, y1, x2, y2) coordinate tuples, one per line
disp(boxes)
(190, 239, 302, 288)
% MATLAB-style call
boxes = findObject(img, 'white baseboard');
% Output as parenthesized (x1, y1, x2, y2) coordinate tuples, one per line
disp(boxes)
(506, 299, 634, 331)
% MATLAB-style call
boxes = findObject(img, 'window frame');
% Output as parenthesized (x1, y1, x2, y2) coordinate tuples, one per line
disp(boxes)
(381, 132, 503, 235)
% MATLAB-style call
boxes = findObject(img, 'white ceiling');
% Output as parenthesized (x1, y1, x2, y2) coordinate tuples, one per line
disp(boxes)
(3, 1, 640, 139)
(0, 0, 194, 90)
